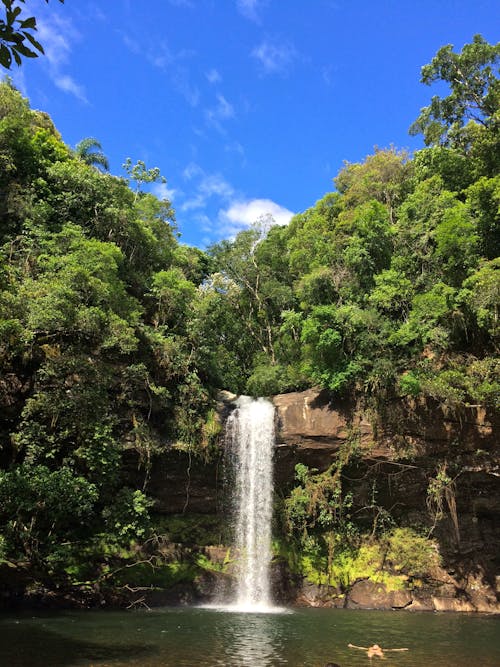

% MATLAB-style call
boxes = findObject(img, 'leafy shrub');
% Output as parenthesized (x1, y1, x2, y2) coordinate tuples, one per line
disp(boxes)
(385, 527, 440, 577)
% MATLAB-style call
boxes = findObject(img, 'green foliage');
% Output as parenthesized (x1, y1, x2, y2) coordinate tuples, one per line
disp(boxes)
(466, 175, 500, 259)
(151, 267, 196, 330)
(369, 269, 414, 318)
(410, 34, 500, 147)
(284, 460, 356, 542)
(122, 157, 166, 199)
(0, 464, 98, 562)
(301, 303, 388, 392)
(283, 528, 439, 591)
(392, 282, 459, 350)
(460, 258, 500, 343)
(194, 51, 498, 400)
(334, 147, 413, 221)
(0, 82, 217, 589)
(102, 489, 152, 541)
(385, 527, 441, 577)
(195, 549, 232, 574)
(75, 137, 109, 171)
(158, 514, 224, 547)
(0, 1, 64, 69)
(413, 146, 473, 192)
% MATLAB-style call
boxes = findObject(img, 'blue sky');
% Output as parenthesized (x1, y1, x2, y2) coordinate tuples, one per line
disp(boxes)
(11, 0, 500, 247)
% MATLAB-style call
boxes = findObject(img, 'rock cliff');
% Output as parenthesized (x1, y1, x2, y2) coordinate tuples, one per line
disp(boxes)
(271, 388, 500, 612)
(129, 388, 499, 612)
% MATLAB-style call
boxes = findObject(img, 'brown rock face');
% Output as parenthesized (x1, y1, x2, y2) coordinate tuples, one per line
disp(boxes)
(274, 389, 357, 446)
(271, 388, 500, 612)
(272, 389, 499, 480)
(347, 580, 412, 610)
(272, 389, 374, 486)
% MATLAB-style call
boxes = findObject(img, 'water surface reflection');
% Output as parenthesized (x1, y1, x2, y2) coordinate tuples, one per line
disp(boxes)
(214, 612, 286, 667)
(1, 606, 499, 667)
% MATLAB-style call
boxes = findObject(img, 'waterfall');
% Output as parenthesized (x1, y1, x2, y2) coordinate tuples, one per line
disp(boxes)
(225, 396, 275, 611)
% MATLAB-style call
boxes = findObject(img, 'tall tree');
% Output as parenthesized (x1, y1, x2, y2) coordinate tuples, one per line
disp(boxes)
(75, 137, 109, 171)
(410, 34, 500, 147)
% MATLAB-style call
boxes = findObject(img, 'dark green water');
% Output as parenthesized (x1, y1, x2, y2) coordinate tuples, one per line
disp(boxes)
(1, 606, 499, 667)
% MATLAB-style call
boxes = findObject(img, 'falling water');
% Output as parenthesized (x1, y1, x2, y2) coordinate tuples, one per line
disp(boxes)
(225, 396, 275, 611)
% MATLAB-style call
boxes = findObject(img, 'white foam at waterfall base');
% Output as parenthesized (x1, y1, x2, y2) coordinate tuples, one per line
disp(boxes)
(218, 396, 284, 614)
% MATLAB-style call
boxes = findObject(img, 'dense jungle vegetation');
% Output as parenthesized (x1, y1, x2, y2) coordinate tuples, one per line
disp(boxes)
(0, 35, 498, 600)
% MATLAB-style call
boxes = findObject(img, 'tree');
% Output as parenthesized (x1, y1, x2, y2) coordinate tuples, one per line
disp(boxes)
(122, 157, 166, 201)
(0, 0, 64, 69)
(410, 35, 500, 147)
(209, 220, 294, 367)
(334, 148, 413, 223)
(75, 137, 109, 171)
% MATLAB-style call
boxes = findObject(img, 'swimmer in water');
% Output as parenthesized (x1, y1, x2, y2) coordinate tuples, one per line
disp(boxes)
(348, 643, 409, 659)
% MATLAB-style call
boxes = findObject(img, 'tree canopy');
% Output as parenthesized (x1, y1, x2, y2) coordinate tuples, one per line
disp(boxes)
(410, 34, 500, 148)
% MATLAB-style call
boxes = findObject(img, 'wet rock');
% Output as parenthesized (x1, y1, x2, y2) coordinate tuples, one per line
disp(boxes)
(296, 581, 345, 608)
(346, 580, 412, 610)
(271, 559, 301, 605)
(431, 596, 476, 613)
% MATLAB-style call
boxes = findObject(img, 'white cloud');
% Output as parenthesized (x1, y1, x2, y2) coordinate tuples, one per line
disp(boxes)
(180, 166, 235, 212)
(176, 164, 294, 244)
(206, 68, 222, 84)
(218, 198, 294, 236)
(86, 4, 107, 22)
(54, 74, 87, 102)
(152, 182, 179, 202)
(205, 93, 235, 131)
(200, 173, 235, 199)
(183, 162, 203, 181)
(36, 15, 87, 102)
(37, 17, 71, 67)
(237, 0, 265, 22)
(251, 40, 297, 75)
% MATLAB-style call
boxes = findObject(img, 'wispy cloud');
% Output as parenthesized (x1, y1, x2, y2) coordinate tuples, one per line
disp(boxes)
(225, 140, 246, 165)
(122, 36, 200, 107)
(121, 32, 141, 55)
(205, 93, 235, 132)
(321, 65, 336, 87)
(86, 3, 107, 22)
(206, 68, 222, 84)
(180, 164, 235, 212)
(36, 15, 87, 102)
(171, 66, 200, 107)
(152, 181, 180, 202)
(183, 162, 203, 181)
(11, 67, 27, 96)
(219, 198, 294, 236)
(237, 0, 266, 22)
(251, 39, 297, 76)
